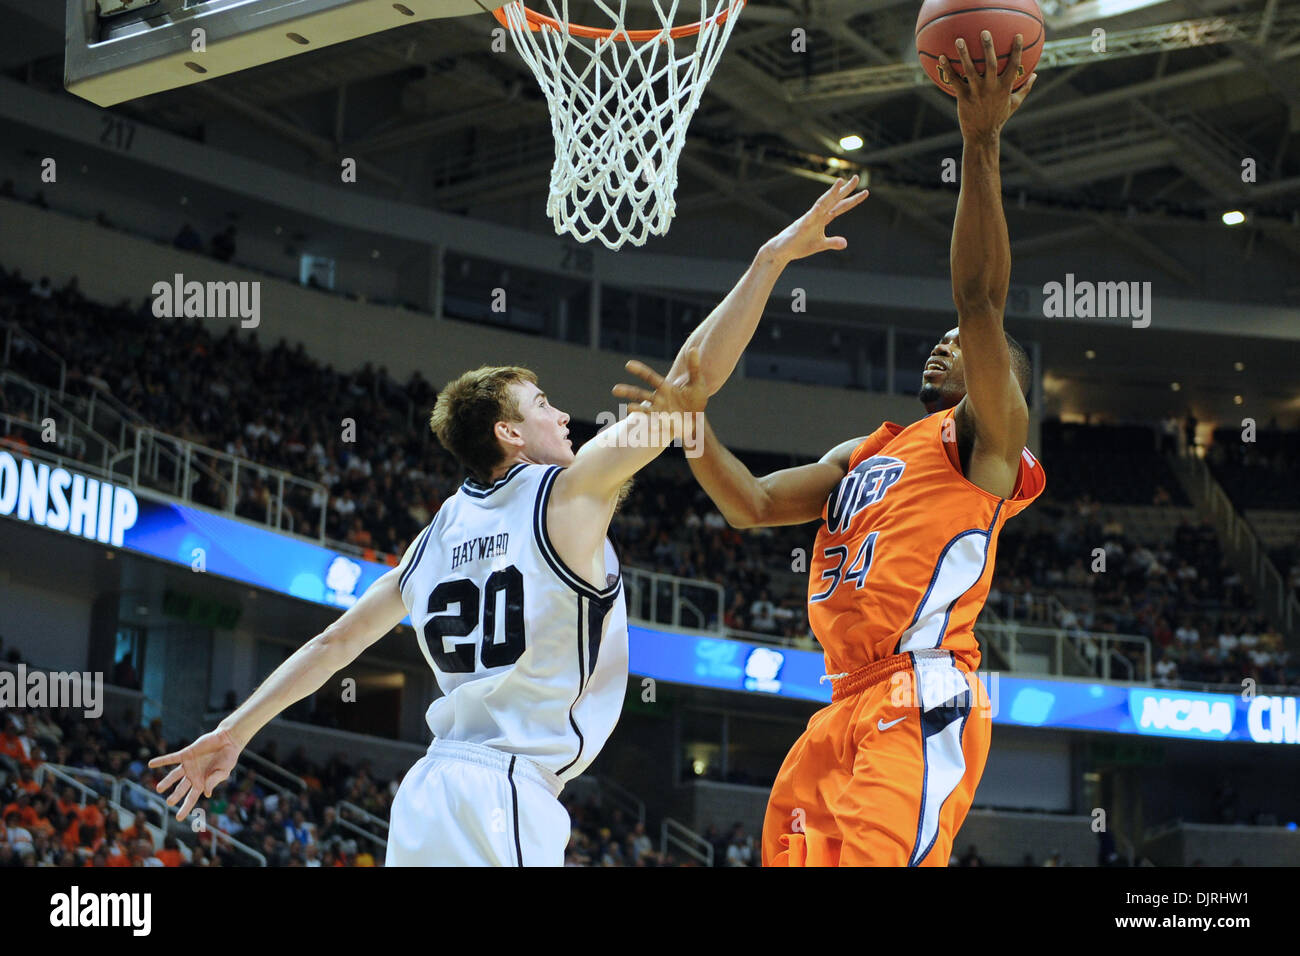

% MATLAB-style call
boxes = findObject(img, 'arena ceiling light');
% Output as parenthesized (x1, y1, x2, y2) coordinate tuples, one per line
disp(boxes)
(838, 134, 864, 151)
(1222, 210, 1247, 226)
(1044, 0, 1174, 28)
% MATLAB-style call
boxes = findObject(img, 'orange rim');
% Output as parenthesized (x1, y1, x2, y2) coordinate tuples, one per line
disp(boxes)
(492, 0, 744, 42)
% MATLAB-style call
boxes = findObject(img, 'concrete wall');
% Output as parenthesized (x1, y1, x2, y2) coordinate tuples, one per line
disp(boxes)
(0, 573, 94, 672)
(1152, 823, 1300, 867)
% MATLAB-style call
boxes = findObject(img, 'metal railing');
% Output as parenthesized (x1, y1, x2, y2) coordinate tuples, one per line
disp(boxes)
(239, 747, 307, 793)
(335, 815, 387, 850)
(120, 426, 328, 540)
(35, 763, 108, 805)
(336, 799, 390, 852)
(660, 817, 714, 867)
(977, 620, 1153, 683)
(623, 566, 724, 633)
(115, 777, 172, 833)
(337, 799, 389, 833)
(35, 763, 201, 864)
(2, 368, 338, 548)
(2, 319, 67, 395)
(1177, 453, 1299, 638)
(595, 776, 646, 826)
(202, 817, 269, 867)
(0, 371, 112, 467)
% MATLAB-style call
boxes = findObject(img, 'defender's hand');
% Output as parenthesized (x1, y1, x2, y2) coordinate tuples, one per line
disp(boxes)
(765, 176, 869, 264)
(611, 348, 708, 446)
(149, 728, 243, 821)
(940, 31, 1037, 143)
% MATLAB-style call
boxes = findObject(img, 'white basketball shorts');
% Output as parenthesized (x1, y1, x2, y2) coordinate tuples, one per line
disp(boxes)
(386, 739, 570, 866)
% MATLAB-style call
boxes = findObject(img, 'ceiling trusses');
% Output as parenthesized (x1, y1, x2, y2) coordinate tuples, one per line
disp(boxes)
(91, 0, 1300, 273)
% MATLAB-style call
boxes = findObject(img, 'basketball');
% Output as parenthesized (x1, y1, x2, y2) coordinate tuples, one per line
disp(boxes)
(915, 0, 1045, 96)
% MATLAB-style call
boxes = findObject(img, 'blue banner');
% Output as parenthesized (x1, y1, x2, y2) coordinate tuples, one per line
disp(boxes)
(6, 452, 1297, 745)
(629, 627, 1300, 746)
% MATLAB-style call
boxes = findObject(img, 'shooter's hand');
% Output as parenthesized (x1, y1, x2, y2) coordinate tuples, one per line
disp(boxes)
(941, 30, 1037, 143)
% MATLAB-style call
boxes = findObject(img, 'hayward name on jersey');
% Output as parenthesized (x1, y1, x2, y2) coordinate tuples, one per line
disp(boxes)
(398, 462, 628, 783)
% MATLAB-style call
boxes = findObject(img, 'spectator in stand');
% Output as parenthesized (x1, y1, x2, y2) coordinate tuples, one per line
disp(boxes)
(4, 810, 33, 854)
(750, 590, 779, 636)
(173, 222, 203, 253)
(958, 844, 984, 866)
(122, 810, 150, 844)
(725, 823, 753, 866)
(211, 225, 237, 263)
(628, 821, 653, 865)
(284, 809, 313, 846)
(156, 835, 184, 867)
(1160, 415, 1179, 456)
(1154, 651, 1178, 686)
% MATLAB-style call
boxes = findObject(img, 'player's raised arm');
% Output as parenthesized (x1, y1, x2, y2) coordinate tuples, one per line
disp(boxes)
(682, 415, 863, 529)
(943, 31, 1036, 460)
(659, 176, 869, 397)
(149, 540, 420, 820)
(555, 348, 709, 510)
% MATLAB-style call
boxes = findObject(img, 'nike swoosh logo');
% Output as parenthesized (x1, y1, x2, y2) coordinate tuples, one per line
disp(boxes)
(877, 716, 906, 731)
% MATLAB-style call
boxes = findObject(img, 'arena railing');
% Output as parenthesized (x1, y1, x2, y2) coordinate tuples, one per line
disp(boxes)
(593, 776, 647, 826)
(35, 763, 198, 863)
(2, 367, 339, 550)
(333, 811, 387, 852)
(660, 817, 714, 867)
(0, 410, 87, 460)
(114, 776, 173, 834)
(0, 371, 110, 466)
(977, 620, 1153, 683)
(116, 425, 329, 543)
(1177, 452, 1300, 639)
(237, 746, 308, 794)
(623, 566, 724, 634)
(336, 800, 390, 851)
(1, 319, 66, 396)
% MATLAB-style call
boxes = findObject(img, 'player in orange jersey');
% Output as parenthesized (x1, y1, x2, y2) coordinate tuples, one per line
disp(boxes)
(619, 33, 1042, 866)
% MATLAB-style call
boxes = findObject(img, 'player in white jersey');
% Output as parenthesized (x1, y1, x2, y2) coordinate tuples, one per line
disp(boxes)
(148, 176, 869, 865)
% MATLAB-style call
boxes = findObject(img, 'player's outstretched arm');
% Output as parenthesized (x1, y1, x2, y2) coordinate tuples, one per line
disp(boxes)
(149, 546, 417, 820)
(556, 348, 709, 509)
(685, 416, 862, 529)
(659, 176, 869, 397)
(548, 350, 709, 583)
(944, 31, 1035, 471)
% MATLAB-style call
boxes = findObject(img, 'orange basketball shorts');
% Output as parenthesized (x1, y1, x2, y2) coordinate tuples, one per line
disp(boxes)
(761, 650, 992, 867)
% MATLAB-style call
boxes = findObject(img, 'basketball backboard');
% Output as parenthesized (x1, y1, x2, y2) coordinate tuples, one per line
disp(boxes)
(65, 0, 484, 108)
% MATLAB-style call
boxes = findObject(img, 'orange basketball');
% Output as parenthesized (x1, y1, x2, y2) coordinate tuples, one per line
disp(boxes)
(915, 0, 1044, 96)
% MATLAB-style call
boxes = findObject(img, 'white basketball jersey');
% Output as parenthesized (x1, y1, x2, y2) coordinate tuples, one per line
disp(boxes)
(398, 462, 628, 783)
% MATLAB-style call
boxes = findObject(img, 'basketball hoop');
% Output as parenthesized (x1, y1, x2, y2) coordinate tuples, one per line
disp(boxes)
(493, 0, 746, 250)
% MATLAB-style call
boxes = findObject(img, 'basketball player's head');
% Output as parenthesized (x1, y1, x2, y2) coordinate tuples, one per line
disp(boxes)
(918, 327, 1031, 413)
(430, 366, 574, 484)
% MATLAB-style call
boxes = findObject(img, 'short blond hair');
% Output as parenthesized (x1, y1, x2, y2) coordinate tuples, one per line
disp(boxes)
(430, 365, 538, 484)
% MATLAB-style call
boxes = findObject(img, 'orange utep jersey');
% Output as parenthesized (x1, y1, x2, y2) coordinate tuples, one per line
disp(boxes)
(808, 406, 1045, 675)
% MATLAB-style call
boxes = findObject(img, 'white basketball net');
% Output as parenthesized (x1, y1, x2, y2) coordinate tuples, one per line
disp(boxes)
(497, 0, 745, 250)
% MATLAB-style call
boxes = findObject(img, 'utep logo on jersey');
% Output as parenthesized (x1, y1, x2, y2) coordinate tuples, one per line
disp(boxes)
(826, 456, 906, 534)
